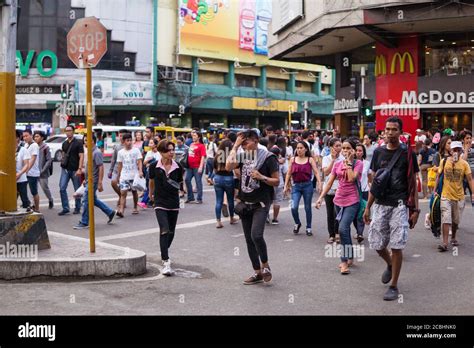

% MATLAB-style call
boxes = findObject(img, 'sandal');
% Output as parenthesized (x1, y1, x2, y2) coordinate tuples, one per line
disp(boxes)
(438, 244, 448, 252)
(327, 237, 335, 244)
(132, 209, 139, 215)
(347, 259, 354, 267)
(339, 263, 350, 275)
(335, 234, 341, 244)
(450, 239, 459, 246)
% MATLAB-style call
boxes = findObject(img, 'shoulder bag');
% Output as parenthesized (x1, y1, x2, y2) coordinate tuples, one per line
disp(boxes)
(60, 138, 75, 169)
(370, 146, 404, 200)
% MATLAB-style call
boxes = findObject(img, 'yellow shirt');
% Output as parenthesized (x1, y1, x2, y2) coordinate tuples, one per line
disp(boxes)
(439, 158, 471, 201)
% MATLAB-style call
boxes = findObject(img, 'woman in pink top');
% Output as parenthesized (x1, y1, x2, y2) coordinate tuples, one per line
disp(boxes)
(133, 131, 144, 152)
(316, 139, 362, 275)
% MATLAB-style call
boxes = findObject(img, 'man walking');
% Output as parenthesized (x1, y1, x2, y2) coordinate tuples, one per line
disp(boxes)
(108, 129, 127, 207)
(34, 131, 54, 209)
(436, 141, 473, 251)
(22, 129, 41, 212)
(363, 117, 420, 301)
(74, 134, 117, 229)
(15, 130, 31, 211)
(59, 125, 84, 215)
(226, 130, 280, 285)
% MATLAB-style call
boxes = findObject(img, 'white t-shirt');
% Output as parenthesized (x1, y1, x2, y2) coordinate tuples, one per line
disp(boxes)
(117, 147, 143, 181)
(415, 134, 426, 143)
(360, 159, 371, 192)
(144, 150, 162, 163)
(303, 140, 320, 157)
(26, 142, 40, 177)
(322, 154, 344, 194)
(16, 146, 31, 183)
(206, 142, 218, 159)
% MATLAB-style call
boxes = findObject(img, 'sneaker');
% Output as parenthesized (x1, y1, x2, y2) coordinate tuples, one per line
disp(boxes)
(381, 265, 392, 284)
(243, 273, 263, 285)
(161, 259, 173, 276)
(58, 210, 70, 216)
(383, 286, 399, 301)
(306, 228, 313, 236)
(116, 211, 124, 218)
(73, 209, 81, 215)
(293, 223, 302, 234)
(262, 267, 272, 283)
(137, 202, 147, 209)
(194, 200, 203, 204)
(48, 201, 54, 209)
(271, 219, 279, 225)
(73, 222, 89, 230)
(107, 210, 117, 225)
(184, 199, 195, 204)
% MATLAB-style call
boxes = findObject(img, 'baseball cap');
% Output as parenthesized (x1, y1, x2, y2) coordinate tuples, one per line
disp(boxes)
(416, 129, 422, 132)
(450, 141, 463, 150)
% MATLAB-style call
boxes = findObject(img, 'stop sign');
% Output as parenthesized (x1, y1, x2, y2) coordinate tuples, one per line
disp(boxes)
(67, 17, 107, 69)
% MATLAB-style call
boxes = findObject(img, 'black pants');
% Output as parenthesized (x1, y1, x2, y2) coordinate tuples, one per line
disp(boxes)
(17, 181, 30, 208)
(324, 194, 338, 238)
(240, 203, 270, 271)
(155, 209, 179, 261)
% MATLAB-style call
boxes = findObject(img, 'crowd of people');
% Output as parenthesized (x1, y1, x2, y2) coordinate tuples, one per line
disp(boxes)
(13, 119, 474, 299)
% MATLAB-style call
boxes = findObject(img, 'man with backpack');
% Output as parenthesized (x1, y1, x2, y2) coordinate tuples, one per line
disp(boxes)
(34, 131, 54, 209)
(363, 117, 420, 301)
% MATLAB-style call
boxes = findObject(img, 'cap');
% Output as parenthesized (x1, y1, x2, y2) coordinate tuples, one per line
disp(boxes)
(416, 129, 422, 133)
(451, 141, 463, 150)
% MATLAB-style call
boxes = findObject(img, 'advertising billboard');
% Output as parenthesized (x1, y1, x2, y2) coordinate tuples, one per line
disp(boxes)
(76, 81, 153, 106)
(178, 0, 272, 64)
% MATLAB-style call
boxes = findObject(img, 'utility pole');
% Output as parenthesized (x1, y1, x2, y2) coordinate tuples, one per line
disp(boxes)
(0, 0, 18, 213)
(303, 101, 308, 130)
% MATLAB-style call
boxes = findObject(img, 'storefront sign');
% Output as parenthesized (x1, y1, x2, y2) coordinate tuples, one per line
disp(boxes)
(401, 90, 474, 105)
(333, 98, 358, 111)
(112, 81, 153, 100)
(76, 80, 153, 105)
(233, 97, 297, 112)
(375, 51, 414, 77)
(16, 85, 61, 94)
(16, 50, 58, 78)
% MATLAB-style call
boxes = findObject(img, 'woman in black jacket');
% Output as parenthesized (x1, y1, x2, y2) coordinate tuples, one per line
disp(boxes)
(149, 140, 183, 276)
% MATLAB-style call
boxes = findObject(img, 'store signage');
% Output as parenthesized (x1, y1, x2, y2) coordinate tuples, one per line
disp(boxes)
(16, 85, 61, 94)
(401, 90, 474, 104)
(375, 52, 414, 77)
(333, 98, 358, 111)
(233, 97, 297, 112)
(16, 50, 58, 78)
(76, 80, 153, 105)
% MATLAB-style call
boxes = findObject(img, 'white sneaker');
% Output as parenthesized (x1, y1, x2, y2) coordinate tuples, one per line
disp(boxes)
(162, 259, 173, 276)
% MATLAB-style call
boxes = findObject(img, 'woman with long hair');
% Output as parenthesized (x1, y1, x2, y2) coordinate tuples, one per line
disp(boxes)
(185, 129, 206, 204)
(433, 135, 452, 169)
(148, 140, 183, 276)
(352, 143, 370, 243)
(316, 139, 362, 274)
(213, 139, 238, 228)
(321, 137, 344, 244)
(284, 141, 322, 236)
(133, 131, 144, 151)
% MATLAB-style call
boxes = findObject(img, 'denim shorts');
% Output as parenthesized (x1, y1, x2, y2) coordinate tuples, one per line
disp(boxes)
(119, 180, 136, 192)
(27, 176, 39, 196)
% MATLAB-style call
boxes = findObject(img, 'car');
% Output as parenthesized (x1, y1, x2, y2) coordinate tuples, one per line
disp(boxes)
(45, 134, 83, 162)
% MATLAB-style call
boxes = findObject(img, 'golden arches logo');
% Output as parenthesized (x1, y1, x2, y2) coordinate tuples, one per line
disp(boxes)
(375, 55, 387, 77)
(375, 52, 415, 76)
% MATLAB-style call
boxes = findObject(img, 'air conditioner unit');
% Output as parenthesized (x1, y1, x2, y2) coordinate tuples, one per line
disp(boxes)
(176, 70, 193, 83)
(158, 66, 176, 80)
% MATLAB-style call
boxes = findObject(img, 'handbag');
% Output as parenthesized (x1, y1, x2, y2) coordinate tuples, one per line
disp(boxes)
(132, 174, 147, 191)
(178, 149, 189, 169)
(370, 146, 404, 200)
(427, 167, 437, 188)
(60, 138, 75, 169)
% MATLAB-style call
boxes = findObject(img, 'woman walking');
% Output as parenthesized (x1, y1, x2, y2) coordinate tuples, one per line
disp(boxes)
(213, 140, 239, 228)
(206, 134, 218, 185)
(321, 138, 344, 244)
(432, 135, 452, 170)
(316, 139, 362, 274)
(149, 140, 184, 276)
(353, 143, 370, 243)
(185, 130, 206, 204)
(284, 141, 322, 236)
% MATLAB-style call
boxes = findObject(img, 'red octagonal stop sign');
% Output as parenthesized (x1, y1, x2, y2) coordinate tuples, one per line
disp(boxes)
(67, 17, 108, 69)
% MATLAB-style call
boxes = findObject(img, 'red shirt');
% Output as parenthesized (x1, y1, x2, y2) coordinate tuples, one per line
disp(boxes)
(188, 142, 206, 169)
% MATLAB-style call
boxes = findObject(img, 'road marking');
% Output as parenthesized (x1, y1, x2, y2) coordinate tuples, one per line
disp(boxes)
(284, 239, 294, 242)
(231, 233, 244, 238)
(96, 204, 307, 241)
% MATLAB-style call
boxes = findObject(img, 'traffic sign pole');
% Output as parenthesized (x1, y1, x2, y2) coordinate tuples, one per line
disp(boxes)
(86, 68, 95, 253)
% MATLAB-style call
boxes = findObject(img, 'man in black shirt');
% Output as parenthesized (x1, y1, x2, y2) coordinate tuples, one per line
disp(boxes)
(363, 117, 420, 301)
(59, 125, 84, 215)
(226, 130, 279, 285)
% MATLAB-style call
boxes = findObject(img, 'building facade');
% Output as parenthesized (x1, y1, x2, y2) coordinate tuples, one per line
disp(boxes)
(16, 0, 335, 133)
(269, 0, 474, 137)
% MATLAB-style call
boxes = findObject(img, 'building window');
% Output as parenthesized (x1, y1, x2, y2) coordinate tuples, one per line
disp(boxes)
(267, 78, 286, 90)
(235, 74, 256, 87)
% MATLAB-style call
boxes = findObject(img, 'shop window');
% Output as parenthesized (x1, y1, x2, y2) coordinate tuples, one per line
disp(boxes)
(236, 74, 257, 88)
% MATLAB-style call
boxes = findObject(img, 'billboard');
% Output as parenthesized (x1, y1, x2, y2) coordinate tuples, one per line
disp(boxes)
(178, 0, 272, 64)
(76, 81, 153, 106)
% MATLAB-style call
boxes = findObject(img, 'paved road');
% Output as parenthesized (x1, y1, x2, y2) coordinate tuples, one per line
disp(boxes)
(2, 162, 473, 315)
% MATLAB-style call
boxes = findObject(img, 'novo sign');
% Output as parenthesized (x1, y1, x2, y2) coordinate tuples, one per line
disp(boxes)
(16, 50, 58, 78)
(375, 52, 415, 77)
(401, 90, 474, 104)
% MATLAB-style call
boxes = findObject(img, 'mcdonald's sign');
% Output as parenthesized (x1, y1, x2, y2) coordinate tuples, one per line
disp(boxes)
(375, 51, 415, 76)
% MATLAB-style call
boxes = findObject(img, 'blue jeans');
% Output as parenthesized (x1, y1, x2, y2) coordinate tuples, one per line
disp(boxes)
(291, 181, 314, 229)
(335, 202, 359, 262)
(59, 168, 81, 212)
(206, 158, 215, 180)
(80, 184, 114, 226)
(185, 168, 203, 201)
(214, 174, 235, 219)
